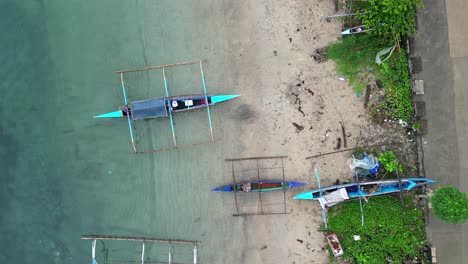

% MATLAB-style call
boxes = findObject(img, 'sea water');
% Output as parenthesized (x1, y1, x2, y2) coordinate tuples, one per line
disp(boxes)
(0, 1, 253, 263)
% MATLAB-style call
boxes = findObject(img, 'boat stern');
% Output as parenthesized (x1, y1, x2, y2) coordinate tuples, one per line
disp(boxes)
(288, 181, 308, 189)
(94, 110, 124, 118)
(211, 185, 233, 192)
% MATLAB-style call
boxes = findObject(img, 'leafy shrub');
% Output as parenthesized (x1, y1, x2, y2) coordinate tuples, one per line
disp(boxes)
(327, 196, 426, 263)
(379, 52, 413, 122)
(358, 0, 423, 44)
(431, 186, 468, 223)
(378, 151, 402, 172)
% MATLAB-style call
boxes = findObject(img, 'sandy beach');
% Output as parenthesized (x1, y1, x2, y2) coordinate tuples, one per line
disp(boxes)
(216, 0, 373, 262)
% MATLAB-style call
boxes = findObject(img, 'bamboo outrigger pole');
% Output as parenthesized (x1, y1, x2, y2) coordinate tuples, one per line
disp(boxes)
(199, 60, 215, 142)
(115, 59, 208, 74)
(81, 235, 198, 244)
(120, 73, 137, 152)
(162, 66, 177, 146)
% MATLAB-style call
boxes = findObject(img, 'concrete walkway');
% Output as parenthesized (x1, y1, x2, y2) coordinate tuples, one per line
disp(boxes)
(412, 0, 468, 262)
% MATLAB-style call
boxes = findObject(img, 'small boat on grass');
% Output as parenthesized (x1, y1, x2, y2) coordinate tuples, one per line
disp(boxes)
(341, 25, 370, 35)
(294, 178, 436, 201)
(212, 180, 307, 193)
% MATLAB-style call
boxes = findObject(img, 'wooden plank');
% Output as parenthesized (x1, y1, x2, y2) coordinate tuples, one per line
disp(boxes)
(305, 142, 403, 159)
(225, 156, 288, 161)
(233, 212, 289, 217)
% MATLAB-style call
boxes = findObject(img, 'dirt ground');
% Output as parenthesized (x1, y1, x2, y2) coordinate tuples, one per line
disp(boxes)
(221, 0, 419, 262)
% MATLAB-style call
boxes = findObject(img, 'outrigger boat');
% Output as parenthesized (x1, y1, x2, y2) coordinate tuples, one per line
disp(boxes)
(341, 25, 370, 35)
(94, 59, 239, 154)
(294, 178, 435, 201)
(95, 94, 238, 120)
(212, 180, 307, 193)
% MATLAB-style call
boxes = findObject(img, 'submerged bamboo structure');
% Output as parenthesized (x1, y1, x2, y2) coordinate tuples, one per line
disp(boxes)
(81, 235, 198, 264)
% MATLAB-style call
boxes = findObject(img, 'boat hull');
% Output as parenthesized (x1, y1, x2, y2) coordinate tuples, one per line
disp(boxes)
(212, 180, 307, 193)
(294, 178, 436, 200)
(341, 26, 370, 35)
(94, 94, 240, 119)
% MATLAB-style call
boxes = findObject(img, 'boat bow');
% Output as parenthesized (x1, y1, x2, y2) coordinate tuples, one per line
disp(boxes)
(211, 94, 240, 104)
(94, 110, 124, 118)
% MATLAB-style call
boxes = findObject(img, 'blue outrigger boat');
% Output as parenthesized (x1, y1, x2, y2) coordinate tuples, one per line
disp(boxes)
(95, 60, 239, 153)
(95, 94, 238, 120)
(294, 178, 436, 200)
(212, 180, 307, 193)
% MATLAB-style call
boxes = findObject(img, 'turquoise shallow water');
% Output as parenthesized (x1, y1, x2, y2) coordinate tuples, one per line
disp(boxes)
(0, 1, 249, 263)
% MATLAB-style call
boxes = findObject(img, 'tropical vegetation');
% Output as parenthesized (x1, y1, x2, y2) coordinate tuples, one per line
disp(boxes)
(327, 196, 426, 263)
(431, 186, 468, 223)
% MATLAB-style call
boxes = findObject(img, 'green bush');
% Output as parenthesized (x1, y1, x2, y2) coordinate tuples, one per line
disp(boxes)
(378, 151, 402, 172)
(327, 196, 426, 263)
(431, 186, 468, 223)
(358, 0, 423, 44)
(379, 52, 413, 122)
(327, 35, 384, 92)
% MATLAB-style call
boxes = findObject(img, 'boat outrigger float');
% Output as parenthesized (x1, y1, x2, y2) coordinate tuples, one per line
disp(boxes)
(95, 59, 239, 154)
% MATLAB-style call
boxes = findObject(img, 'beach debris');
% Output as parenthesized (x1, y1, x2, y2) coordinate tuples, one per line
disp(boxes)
(339, 77, 345, 81)
(289, 37, 292, 43)
(349, 153, 379, 177)
(311, 47, 328, 63)
(326, 233, 344, 257)
(304, 87, 314, 96)
(376, 45, 396, 65)
(297, 106, 305, 117)
(398, 119, 408, 127)
(273, 50, 278, 56)
(292, 122, 304, 132)
(340, 122, 347, 148)
(376, 79, 383, 88)
(354, 235, 361, 241)
(296, 239, 304, 243)
(321, 128, 331, 142)
(336, 138, 342, 149)
(364, 84, 371, 108)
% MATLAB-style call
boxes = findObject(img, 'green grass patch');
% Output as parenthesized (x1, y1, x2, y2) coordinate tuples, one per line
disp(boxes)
(327, 196, 426, 263)
(327, 35, 384, 93)
(379, 51, 413, 122)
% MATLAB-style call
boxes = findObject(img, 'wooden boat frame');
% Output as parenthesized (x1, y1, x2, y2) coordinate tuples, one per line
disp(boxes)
(81, 234, 198, 264)
(112, 59, 233, 154)
(225, 156, 291, 216)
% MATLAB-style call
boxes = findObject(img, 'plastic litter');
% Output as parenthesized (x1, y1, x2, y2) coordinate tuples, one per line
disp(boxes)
(349, 153, 379, 176)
